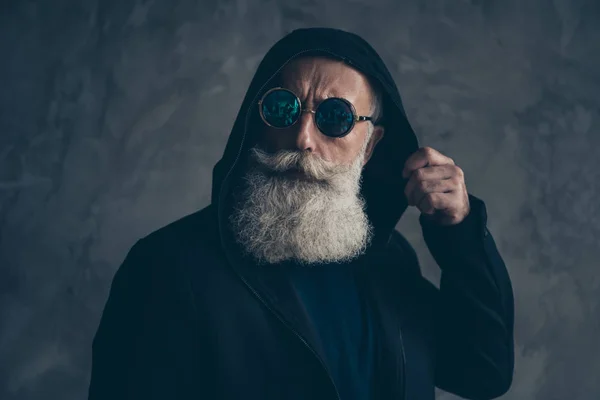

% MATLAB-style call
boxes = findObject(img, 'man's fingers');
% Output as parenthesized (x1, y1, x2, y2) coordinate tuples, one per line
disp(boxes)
(403, 165, 456, 205)
(402, 147, 455, 179)
(407, 179, 456, 207)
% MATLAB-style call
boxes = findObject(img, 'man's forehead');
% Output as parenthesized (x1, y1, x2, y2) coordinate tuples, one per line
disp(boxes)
(278, 56, 370, 99)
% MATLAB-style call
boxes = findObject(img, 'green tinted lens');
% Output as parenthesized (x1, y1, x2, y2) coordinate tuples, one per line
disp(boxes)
(315, 98, 354, 137)
(260, 89, 301, 128)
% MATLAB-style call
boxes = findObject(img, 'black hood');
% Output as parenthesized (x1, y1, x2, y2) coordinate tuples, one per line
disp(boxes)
(212, 27, 420, 252)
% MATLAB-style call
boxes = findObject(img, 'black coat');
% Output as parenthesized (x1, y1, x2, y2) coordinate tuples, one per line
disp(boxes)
(88, 28, 514, 400)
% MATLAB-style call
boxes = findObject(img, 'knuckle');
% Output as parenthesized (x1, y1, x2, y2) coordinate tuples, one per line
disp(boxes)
(422, 146, 435, 156)
(454, 166, 464, 178)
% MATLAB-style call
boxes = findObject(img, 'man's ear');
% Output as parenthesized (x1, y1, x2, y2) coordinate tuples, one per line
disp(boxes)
(363, 125, 385, 166)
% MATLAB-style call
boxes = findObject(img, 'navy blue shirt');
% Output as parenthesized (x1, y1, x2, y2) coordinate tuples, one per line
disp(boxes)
(281, 262, 376, 400)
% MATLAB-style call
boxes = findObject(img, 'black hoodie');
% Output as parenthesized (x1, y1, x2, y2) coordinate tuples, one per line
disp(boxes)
(88, 28, 514, 400)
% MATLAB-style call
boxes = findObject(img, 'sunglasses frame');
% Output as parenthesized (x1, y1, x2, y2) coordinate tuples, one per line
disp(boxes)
(257, 87, 373, 138)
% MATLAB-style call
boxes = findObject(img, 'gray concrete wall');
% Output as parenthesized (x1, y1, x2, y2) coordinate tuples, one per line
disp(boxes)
(1, 0, 598, 399)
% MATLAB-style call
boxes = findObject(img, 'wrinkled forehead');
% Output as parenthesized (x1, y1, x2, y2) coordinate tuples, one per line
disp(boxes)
(277, 56, 373, 108)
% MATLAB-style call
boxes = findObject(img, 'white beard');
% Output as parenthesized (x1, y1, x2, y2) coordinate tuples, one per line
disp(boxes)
(229, 128, 374, 266)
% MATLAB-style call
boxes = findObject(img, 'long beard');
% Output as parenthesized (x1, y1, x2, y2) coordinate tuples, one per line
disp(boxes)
(229, 131, 374, 266)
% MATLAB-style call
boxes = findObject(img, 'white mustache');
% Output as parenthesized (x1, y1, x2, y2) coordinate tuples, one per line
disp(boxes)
(249, 147, 354, 182)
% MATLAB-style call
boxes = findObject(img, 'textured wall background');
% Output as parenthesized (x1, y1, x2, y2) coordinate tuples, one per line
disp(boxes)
(1, 0, 598, 399)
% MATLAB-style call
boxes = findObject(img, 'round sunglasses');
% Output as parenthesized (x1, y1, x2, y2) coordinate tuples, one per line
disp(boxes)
(257, 87, 374, 138)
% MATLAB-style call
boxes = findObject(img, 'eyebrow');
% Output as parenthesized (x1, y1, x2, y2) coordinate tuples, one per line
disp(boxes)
(292, 88, 349, 103)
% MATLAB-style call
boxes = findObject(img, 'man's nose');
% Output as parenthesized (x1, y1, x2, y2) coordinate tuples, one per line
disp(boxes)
(294, 109, 318, 152)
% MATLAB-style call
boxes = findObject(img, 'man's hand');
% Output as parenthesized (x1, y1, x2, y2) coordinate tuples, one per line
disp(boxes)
(402, 146, 470, 226)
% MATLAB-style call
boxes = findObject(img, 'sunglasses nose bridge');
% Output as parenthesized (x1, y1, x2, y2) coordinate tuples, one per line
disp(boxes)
(296, 107, 319, 131)
(298, 108, 318, 128)
(300, 108, 317, 123)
